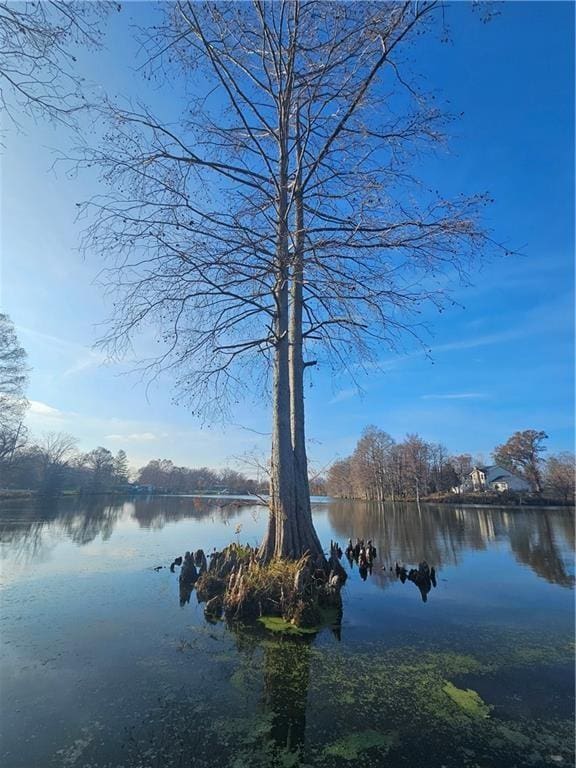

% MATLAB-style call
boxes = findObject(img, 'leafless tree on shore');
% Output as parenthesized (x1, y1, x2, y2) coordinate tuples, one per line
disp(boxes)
(78, 1, 500, 560)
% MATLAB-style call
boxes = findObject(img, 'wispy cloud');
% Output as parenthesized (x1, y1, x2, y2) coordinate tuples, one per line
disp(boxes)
(364, 328, 527, 374)
(429, 329, 525, 355)
(28, 400, 65, 418)
(329, 387, 361, 405)
(18, 326, 89, 354)
(16, 325, 107, 378)
(105, 432, 158, 442)
(26, 402, 161, 445)
(62, 350, 107, 378)
(421, 393, 488, 401)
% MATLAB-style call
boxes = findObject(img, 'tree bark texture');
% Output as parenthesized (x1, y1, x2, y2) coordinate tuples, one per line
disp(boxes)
(287, 156, 324, 560)
(261, 36, 324, 563)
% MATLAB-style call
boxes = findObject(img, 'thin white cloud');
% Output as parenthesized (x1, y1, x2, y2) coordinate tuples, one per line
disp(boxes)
(16, 325, 107, 378)
(17, 325, 89, 354)
(28, 400, 64, 417)
(363, 328, 527, 374)
(62, 350, 108, 378)
(26, 404, 161, 445)
(105, 432, 158, 442)
(430, 329, 524, 355)
(329, 387, 360, 405)
(421, 393, 488, 401)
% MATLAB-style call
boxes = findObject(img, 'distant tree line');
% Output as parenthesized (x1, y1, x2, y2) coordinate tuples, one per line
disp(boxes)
(326, 426, 574, 502)
(326, 427, 463, 501)
(135, 458, 266, 496)
(0, 433, 266, 495)
(0, 433, 268, 497)
(0, 313, 28, 465)
(1, 313, 571, 502)
(0, 315, 266, 497)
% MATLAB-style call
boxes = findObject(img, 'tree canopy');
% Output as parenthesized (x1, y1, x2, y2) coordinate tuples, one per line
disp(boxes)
(78, 1, 498, 560)
(0, 0, 113, 127)
(493, 429, 548, 493)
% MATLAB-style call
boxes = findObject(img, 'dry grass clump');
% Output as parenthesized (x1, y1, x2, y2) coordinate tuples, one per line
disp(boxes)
(195, 542, 345, 628)
(224, 555, 310, 621)
(237, 556, 306, 596)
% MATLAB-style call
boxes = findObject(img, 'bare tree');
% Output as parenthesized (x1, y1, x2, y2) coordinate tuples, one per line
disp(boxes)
(450, 453, 473, 489)
(0, 313, 28, 466)
(348, 426, 395, 500)
(328, 429, 459, 501)
(82, 446, 115, 491)
(493, 429, 548, 493)
(428, 442, 455, 492)
(78, 1, 497, 560)
(0, 0, 113, 127)
(33, 431, 78, 493)
(326, 458, 354, 500)
(544, 452, 575, 503)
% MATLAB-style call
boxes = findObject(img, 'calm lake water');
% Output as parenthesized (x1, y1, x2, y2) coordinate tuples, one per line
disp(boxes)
(0, 496, 574, 768)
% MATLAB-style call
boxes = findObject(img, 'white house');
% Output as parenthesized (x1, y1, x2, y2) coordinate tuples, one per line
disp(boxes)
(463, 465, 531, 493)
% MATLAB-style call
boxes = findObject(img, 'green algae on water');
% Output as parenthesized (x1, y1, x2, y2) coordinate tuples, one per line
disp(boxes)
(258, 605, 341, 635)
(442, 681, 491, 718)
(258, 616, 317, 634)
(323, 729, 398, 760)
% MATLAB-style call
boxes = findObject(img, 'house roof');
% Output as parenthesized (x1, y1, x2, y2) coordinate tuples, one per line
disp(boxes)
(470, 465, 526, 483)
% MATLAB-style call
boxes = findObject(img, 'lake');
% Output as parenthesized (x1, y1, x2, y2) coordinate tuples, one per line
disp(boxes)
(0, 496, 573, 768)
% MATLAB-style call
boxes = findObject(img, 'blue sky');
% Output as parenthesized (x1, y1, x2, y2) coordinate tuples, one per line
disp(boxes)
(1, 1, 574, 472)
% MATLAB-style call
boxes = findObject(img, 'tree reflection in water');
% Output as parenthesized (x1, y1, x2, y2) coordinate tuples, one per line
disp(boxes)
(0, 494, 246, 565)
(328, 500, 574, 590)
(261, 635, 312, 753)
(117, 626, 320, 768)
(0, 495, 573, 588)
(229, 621, 337, 761)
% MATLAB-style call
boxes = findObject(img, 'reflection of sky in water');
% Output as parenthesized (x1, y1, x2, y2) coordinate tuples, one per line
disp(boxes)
(0, 497, 573, 768)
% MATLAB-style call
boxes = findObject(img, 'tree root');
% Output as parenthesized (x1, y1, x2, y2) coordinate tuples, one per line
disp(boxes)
(194, 541, 346, 628)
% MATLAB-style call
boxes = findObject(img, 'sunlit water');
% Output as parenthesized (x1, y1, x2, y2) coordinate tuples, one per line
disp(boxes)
(0, 496, 573, 768)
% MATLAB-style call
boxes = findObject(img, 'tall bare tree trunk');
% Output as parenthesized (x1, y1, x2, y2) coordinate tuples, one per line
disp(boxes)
(270, 268, 298, 558)
(262, 11, 323, 563)
(288, 157, 324, 561)
(261, 88, 299, 560)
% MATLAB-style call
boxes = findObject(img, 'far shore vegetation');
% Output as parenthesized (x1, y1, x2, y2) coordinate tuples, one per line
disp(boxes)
(1, 311, 573, 508)
(1, 423, 573, 508)
(0, 311, 573, 508)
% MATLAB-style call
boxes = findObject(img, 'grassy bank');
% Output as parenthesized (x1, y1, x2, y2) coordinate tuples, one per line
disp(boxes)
(422, 491, 574, 507)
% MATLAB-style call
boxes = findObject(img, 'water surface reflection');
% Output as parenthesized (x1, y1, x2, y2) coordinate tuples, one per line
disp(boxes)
(328, 500, 575, 588)
(0, 496, 573, 589)
(0, 496, 573, 768)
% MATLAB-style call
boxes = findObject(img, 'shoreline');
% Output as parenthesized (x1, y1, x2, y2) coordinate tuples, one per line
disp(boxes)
(0, 488, 573, 509)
